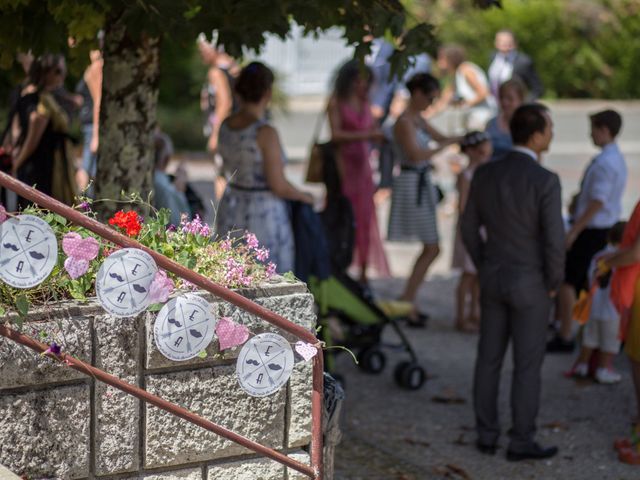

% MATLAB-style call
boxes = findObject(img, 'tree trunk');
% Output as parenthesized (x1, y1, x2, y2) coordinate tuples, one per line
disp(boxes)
(95, 14, 160, 220)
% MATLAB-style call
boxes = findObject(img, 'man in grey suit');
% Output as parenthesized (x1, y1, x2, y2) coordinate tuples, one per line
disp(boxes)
(461, 104, 565, 461)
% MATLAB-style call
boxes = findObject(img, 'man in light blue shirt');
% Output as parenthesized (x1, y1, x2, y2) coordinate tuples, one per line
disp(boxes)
(549, 109, 628, 353)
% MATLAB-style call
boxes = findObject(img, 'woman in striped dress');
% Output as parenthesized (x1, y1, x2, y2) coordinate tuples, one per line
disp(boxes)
(388, 73, 459, 325)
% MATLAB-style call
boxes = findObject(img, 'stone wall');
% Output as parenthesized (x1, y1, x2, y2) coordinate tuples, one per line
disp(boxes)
(0, 279, 316, 479)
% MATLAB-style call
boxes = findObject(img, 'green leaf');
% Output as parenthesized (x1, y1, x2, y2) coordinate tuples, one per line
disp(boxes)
(282, 271, 297, 283)
(53, 214, 67, 226)
(197, 350, 208, 359)
(16, 295, 30, 317)
(147, 303, 163, 312)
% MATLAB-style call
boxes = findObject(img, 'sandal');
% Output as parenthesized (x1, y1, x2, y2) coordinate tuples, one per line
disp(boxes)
(405, 311, 429, 328)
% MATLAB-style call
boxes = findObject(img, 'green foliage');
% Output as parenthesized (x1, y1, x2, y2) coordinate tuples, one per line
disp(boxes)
(0, 0, 437, 80)
(0, 199, 279, 323)
(424, 0, 640, 98)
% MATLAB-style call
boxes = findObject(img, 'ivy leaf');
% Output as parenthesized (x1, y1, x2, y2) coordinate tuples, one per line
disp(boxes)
(16, 295, 30, 317)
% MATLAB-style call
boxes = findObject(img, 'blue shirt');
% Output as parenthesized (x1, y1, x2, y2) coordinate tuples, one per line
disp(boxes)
(485, 116, 512, 162)
(574, 143, 627, 228)
(153, 170, 191, 226)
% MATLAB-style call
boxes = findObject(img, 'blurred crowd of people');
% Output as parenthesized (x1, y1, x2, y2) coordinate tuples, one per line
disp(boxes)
(3, 27, 640, 466)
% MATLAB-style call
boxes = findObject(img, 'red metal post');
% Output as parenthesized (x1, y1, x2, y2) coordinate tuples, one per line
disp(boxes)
(0, 172, 324, 479)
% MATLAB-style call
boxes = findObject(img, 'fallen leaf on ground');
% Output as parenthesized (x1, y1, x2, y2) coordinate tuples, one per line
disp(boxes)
(403, 437, 431, 447)
(445, 463, 472, 480)
(452, 433, 469, 446)
(431, 388, 466, 404)
(542, 421, 569, 431)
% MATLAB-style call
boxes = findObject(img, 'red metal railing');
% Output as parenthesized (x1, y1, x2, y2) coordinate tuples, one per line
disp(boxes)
(0, 172, 323, 479)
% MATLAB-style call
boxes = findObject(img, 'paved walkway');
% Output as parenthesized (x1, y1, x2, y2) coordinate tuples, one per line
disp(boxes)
(332, 274, 638, 480)
(172, 99, 640, 479)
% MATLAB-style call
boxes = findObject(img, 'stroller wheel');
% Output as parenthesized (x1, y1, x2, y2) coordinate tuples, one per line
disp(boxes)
(394, 361, 426, 390)
(357, 346, 386, 374)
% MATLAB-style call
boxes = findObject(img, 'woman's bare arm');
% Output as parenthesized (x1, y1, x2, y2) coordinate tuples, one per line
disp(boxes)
(258, 125, 312, 203)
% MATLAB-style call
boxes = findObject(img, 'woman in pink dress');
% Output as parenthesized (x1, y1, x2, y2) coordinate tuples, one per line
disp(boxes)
(327, 60, 390, 283)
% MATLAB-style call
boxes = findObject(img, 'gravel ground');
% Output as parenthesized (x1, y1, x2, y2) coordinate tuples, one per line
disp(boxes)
(332, 274, 640, 480)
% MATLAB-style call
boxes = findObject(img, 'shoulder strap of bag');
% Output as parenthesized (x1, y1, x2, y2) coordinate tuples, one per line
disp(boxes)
(311, 101, 329, 144)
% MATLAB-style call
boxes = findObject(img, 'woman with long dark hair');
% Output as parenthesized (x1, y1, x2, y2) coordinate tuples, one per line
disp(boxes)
(327, 60, 390, 283)
(10, 53, 76, 207)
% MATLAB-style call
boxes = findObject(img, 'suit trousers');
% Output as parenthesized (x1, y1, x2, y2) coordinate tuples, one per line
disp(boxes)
(474, 268, 551, 451)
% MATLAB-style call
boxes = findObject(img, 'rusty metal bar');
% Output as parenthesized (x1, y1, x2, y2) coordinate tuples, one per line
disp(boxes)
(0, 172, 323, 479)
(0, 324, 315, 478)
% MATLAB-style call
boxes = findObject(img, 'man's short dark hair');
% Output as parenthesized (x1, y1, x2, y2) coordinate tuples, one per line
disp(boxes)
(590, 109, 622, 138)
(510, 103, 549, 145)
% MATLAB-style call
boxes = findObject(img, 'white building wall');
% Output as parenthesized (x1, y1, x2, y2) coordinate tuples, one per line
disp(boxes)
(255, 24, 354, 96)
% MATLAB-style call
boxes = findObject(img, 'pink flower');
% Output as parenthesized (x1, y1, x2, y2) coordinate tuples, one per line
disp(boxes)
(0, 205, 7, 224)
(255, 247, 269, 262)
(180, 214, 211, 237)
(244, 232, 259, 250)
(148, 270, 175, 304)
(220, 238, 232, 251)
(266, 262, 277, 278)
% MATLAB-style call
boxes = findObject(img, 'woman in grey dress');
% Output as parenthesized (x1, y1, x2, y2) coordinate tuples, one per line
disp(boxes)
(388, 73, 459, 325)
(215, 62, 313, 273)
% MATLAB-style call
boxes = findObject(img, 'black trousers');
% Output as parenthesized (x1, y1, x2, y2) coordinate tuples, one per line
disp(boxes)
(474, 267, 552, 452)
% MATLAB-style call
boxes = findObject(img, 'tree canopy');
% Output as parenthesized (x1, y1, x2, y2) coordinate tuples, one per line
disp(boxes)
(0, 0, 441, 77)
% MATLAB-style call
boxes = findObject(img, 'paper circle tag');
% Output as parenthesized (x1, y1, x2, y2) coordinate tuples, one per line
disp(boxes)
(153, 294, 216, 361)
(0, 215, 58, 288)
(96, 248, 157, 317)
(236, 333, 294, 397)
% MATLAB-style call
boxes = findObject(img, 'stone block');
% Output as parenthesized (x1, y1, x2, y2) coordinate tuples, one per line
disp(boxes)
(287, 451, 311, 480)
(288, 362, 313, 448)
(123, 467, 202, 480)
(0, 385, 90, 479)
(0, 313, 92, 389)
(145, 366, 285, 468)
(206, 457, 283, 480)
(94, 313, 140, 475)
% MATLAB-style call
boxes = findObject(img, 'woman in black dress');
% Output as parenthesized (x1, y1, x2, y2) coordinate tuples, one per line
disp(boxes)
(11, 53, 76, 207)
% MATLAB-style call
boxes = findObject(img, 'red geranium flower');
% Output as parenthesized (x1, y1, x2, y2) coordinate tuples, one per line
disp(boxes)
(108, 210, 142, 237)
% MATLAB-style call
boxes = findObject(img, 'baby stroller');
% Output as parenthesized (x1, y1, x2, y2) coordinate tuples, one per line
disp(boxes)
(301, 145, 427, 390)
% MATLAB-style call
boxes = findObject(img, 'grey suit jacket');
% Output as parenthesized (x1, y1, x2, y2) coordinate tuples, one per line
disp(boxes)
(461, 150, 565, 291)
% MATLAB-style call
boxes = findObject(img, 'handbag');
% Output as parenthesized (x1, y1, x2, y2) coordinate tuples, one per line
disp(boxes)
(305, 109, 334, 184)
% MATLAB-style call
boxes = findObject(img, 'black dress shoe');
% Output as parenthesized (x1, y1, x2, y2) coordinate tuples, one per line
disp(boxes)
(506, 443, 558, 461)
(546, 335, 575, 353)
(476, 440, 497, 455)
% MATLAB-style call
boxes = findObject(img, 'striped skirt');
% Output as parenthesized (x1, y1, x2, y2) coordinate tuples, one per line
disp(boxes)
(387, 168, 439, 245)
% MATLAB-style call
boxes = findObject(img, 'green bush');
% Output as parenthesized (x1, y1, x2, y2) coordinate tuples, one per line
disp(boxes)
(430, 0, 640, 99)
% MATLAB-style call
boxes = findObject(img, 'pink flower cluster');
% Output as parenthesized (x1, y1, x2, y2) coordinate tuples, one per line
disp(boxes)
(244, 232, 259, 250)
(224, 257, 253, 287)
(180, 214, 211, 237)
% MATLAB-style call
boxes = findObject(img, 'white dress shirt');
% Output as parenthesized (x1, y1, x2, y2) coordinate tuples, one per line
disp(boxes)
(574, 142, 627, 228)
